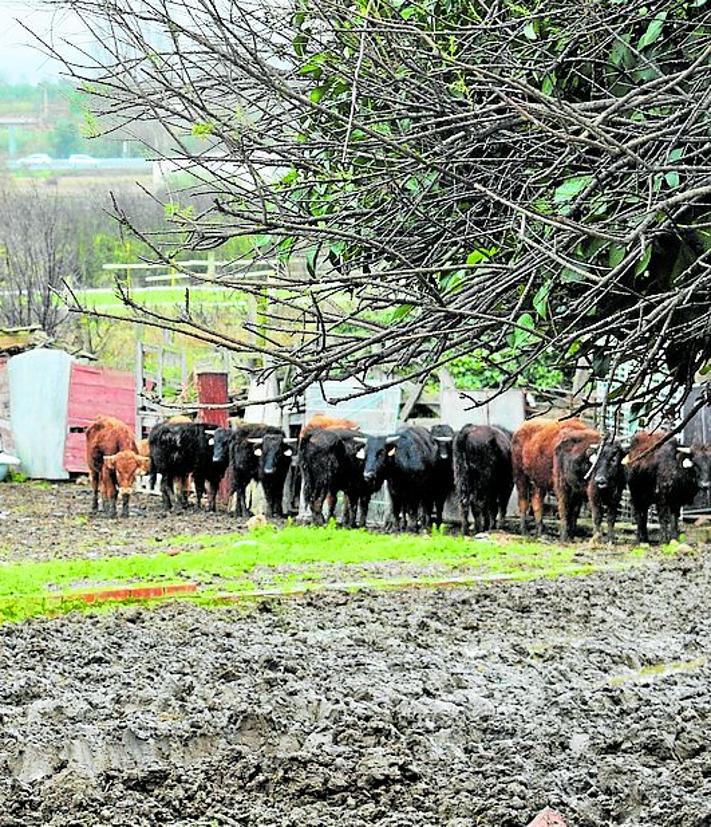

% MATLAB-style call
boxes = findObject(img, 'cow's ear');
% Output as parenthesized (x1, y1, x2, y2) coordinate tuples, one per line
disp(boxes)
(103, 454, 117, 470)
(621, 454, 630, 466)
(387, 445, 397, 457)
(137, 456, 151, 474)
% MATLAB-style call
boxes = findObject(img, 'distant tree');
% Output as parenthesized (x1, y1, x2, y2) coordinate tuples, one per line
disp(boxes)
(50, 118, 81, 158)
(0, 182, 74, 336)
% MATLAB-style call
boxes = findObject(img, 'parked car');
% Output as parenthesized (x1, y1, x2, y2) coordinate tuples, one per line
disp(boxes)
(68, 153, 98, 167)
(15, 153, 52, 167)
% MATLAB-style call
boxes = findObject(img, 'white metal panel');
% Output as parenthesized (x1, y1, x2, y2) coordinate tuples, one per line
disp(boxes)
(9, 349, 72, 479)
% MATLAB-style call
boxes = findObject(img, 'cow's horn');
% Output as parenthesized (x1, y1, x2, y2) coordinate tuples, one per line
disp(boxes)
(386, 434, 401, 442)
(353, 436, 368, 444)
(284, 437, 298, 444)
(247, 438, 263, 444)
(677, 446, 692, 455)
(434, 436, 453, 443)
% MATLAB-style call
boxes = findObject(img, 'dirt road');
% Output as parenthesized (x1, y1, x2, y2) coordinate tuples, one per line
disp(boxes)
(1, 550, 710, 826)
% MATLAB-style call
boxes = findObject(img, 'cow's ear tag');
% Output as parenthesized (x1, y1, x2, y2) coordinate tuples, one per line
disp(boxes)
(683, 458, 694, 469)
(254, 447, 262, 456)
(589, 452, 598, 465)
(621, 455, 630, 466)
(356, 448, 365, 460)
(284, 449, 293, 457)
(387, 445, 397, 457)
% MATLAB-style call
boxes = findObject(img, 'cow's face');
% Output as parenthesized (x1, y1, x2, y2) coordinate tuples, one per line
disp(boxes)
(212, 428, 232, 464)
(250, 434, 296, 475)
(430, 426, 454, 461)
(691, 446, 711, 502)
(589, 440, 624, 490)
(103, 451, 151, 494)
(361, 435, 398, 482)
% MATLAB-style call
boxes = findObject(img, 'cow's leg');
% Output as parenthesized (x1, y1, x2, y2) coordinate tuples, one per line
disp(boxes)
(160, 474, 173, 511)
(387, 493, 402, 532)
(589, 493, 603, 544)
(341, 493, 354, 527)
(459, 496, 470, 536)
(358, 494, 371, 529)
(516, 477, 530, 535)
(325, 492, 337, 522)
(496, 487, 509, 529)
(671, 507, 681, 541)
(102, 466, 118, 518)
(531, 487, 545, 537)
(120, 493, 130, 518)
(633, 504, 649, 544)
(657, 503, 674, 544)
(310, 492, 326, 525)
(607, 505, 618, 546)
(207, 481, 218, 513)
(194, 476, 206, 510)
(89, 469, 100, 513)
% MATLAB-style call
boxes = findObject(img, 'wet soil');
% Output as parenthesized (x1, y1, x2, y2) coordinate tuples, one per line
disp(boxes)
(0, 482, 242, 562)
(1, 551, 711, 826)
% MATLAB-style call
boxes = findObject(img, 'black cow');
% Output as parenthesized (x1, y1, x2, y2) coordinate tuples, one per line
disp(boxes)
(553, 430, 626, 543)
(298, 428, 374, 526)
(626, 431, 705, 543)
(223, 423, 288, 518)
(250, 431, 297, 518)
(362, 426, 438, 532)
(454, 424, 513, 535)
(429, 423, 455, 526)
(149, 422, 224, 511)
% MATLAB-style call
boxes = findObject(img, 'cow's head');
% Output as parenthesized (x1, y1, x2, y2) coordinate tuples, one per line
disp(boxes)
(433, 436, 453, 460)
(103, 451, 151, 495)
(692, 445, 711, 504)
(248, 433, 297, 475)
(360, 434, 399, 482)
(587, 439, 625, 491)
(211, 428, 233, 464)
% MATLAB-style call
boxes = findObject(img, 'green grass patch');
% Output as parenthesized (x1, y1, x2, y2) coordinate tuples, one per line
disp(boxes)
(0, 522, 645, 624)
(75, 286, 249, 310)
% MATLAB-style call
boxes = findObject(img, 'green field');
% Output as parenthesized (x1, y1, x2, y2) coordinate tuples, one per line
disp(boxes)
(76, 285, 248, 310)
(0, 523, 650, 624)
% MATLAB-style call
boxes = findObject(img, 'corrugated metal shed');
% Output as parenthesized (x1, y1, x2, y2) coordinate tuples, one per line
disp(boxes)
(9, 349, 73, 479)
(64, 363, 136, 473)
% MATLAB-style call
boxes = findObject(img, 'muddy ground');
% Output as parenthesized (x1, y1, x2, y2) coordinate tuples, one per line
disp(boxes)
(0, 482, 242, 562)
(1, 550, 710, 826)
(1, 482, 711, 825)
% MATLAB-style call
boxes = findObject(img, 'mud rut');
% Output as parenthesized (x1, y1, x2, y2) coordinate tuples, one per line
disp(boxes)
(1, 549, 711, 826)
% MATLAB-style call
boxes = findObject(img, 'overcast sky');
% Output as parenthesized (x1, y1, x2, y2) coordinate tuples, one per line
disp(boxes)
(0, 1, 90, 83)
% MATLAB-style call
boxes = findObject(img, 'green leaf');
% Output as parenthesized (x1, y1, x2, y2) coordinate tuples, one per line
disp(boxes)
(665, 171, 680, 188)
(510, 312, 537, 348)
(608, 244, 625, 267)
(554, 175, 592, 203)
(293, 33, 308, 57)
(541, 73, 556, 95)
(310, 86, 326, 104)
(305, 246, 318, 279)
(634, 245, 652, 276)
(523, 21, 537, 40)
(466, 246, 496, 266)
(638, 11, 666, 49)
(391, 303, 413, 321)
(532, 282, 550, 319)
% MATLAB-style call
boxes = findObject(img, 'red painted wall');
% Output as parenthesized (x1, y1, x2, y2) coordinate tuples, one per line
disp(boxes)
(196, 372, 229, 427)
(64, 363, 136, 473)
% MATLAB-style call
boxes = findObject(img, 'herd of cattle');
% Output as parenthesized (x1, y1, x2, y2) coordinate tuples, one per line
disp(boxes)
(84, 412, 711, 545)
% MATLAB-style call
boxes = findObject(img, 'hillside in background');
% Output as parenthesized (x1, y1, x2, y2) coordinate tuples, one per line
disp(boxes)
(0, 80, 144, 159)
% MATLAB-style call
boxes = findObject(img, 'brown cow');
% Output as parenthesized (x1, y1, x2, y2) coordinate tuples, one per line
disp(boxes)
(86, 416, 145, 517)
(553, 430, 627, 543)
(512, 418, 588, 537)
(300, 413, 360, 439)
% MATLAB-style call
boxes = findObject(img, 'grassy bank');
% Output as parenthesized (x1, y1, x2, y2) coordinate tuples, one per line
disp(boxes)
(0, 523, 648, 624)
